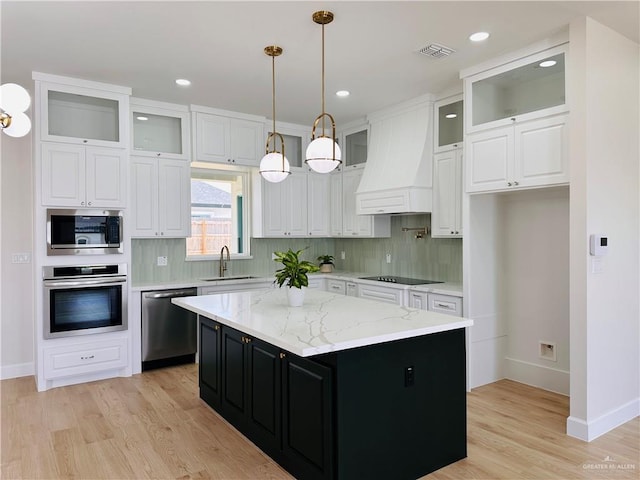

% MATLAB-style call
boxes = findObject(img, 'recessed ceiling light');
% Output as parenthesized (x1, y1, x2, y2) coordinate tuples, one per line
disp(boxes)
(539, 60, 557, 68)
(469, 31, 490, 42)
(175, 78, 191, 86)
(136, 116, 149, 121)
(445, 113, 457, 119)
(336, 90, 350, 97)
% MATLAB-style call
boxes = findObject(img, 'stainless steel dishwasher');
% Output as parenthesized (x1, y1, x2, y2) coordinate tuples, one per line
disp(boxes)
(142, 288, 197, 370)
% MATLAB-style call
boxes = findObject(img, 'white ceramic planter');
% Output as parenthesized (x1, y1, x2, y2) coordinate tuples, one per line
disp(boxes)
(287, 287, 306, 307)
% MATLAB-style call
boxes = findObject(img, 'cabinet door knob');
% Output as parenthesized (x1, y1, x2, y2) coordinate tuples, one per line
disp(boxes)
(507, 182, 512, 187)
(279, 352, 286, 359)
(511, 118, 516, 122)
(214, 325, 220, 331)
(451, 231, 454, 234)
(83, 139, 88, 143)
(87, 202, 92, 206)
(80, 201, 85, 206)
(157, 153, 161, 157)
(514, 181, 519, 186)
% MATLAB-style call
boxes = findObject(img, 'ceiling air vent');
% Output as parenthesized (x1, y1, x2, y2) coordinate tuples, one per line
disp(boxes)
(418, 43, 455, 59)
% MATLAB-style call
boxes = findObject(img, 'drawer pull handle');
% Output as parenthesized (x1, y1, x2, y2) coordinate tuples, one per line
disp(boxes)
(80, 355, 95, 360)
(436, 302, 452, 309)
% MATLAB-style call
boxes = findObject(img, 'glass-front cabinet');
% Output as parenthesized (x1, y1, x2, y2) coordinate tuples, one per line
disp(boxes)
(434, 95, 463, 153)
(341, 125, 368, 169)
(131, 98, 190, 160)
(37, 79, 130, 148)
(465, 44, 567, 134)
(265, 122, 310, 170)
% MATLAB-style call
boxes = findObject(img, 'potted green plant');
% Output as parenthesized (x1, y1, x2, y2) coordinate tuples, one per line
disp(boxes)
(317, 254, 335, 273)
(273, 248, 320, 306)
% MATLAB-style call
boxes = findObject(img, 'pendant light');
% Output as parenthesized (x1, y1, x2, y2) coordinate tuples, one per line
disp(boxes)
(0, 83, 32, 138)
(259, 45, 291, 183)
(305, 10, 342, 174)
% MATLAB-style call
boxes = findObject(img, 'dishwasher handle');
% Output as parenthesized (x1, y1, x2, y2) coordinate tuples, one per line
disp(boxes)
(143, 289, 197, 299)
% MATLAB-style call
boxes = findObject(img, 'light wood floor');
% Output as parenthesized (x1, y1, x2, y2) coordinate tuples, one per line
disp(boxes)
(1, 364, 638, 480)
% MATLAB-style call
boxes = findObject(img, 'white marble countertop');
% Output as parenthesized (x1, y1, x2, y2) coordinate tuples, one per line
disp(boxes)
(172, 288, 472, 357)
(132, 272, 463, 297)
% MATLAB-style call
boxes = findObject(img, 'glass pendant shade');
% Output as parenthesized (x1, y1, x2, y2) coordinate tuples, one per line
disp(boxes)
(260, 152, 290, 183)
(0, 83, 32, 138)
(2, 112, 31, 137)
(305, 137, 342, 173)
(0, 83, 31, 113)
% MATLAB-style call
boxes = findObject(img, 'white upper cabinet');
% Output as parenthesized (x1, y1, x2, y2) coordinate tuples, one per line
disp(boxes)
(432, 148, 463, 237)
(192, 106, 265, 167)
(130, 157, 190, 238)
(265, 122, 311, 170)
(341, 124, 368, 170)
(342, 169, 390, 237)
(41, 143, 127, 208)
(464, 44, 568, 134)
(131, 98, 190, 160)
(260, 171, 308, 237)
(462, 42, 569, 193)
(434, 95, 463, 153)
(35, 73, 130, 148)
(307, 172, 331, 236)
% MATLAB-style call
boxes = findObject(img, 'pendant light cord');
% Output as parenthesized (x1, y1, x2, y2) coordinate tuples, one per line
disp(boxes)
(321, 21, 326, 136)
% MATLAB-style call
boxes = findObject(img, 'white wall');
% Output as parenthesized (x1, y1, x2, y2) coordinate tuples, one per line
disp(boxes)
(501, 187, 570, 395)
(0, 132, 35, 379)
(567, 17, 640, 441)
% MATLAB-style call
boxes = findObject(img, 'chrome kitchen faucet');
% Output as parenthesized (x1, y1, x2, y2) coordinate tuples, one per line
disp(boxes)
(219, 245, 230, 277)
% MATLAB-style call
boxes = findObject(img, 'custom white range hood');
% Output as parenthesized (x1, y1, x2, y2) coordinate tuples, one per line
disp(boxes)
(356, 94, 434, 215)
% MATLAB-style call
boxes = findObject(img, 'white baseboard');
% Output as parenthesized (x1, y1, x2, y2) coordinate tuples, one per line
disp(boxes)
(567, 398, 640, 442)
(469, 335, 507, 389)
(1, 362, 35, 380)
(504, 357, 570, 395)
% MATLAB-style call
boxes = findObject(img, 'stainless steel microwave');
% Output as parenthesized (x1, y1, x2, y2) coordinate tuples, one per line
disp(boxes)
(47, 209, 123, 255)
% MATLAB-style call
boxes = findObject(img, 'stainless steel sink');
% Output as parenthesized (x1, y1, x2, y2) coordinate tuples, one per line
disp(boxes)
(200, 275, 259, 282)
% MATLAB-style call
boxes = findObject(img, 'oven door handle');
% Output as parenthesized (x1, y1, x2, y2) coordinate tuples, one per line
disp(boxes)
(43, 278, 127, 288)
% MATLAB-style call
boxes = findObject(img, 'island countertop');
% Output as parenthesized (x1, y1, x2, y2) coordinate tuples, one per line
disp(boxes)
(172, 288, 473, 357)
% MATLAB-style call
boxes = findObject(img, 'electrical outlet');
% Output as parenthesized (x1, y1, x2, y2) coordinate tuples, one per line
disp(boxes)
(404, 366, 415, 387)
(386, 253, 391, 263)
(11, 253, 31, 264)
(539, 341, 557, 361)
(157, 256, 168, 266)
(340, 251, 345, 260)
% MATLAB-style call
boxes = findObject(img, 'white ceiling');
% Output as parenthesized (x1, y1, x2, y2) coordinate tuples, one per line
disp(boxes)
(1, 1, 638, 126)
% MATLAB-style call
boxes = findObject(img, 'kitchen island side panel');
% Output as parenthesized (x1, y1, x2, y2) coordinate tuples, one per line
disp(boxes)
(330, 328, 467, 480)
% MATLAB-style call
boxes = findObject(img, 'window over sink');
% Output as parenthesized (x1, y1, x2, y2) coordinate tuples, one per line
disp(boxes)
(186, 163, 250, 260)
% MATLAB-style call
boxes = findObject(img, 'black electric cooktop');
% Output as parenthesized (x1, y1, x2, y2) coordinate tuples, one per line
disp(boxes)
(359, 276, 444, 286)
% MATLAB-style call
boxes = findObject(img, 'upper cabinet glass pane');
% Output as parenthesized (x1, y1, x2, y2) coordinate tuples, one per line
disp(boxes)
(269, 132, 302, 168)
(438, 100, 463, 147)
(345, 129, 367, 167)
(471, 53, 565, 126)
(48, 91, 119, 142)
(133, 111, 183, 154)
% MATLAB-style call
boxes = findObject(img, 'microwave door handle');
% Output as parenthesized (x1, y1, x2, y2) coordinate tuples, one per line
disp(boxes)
(44, 278, 126, 287)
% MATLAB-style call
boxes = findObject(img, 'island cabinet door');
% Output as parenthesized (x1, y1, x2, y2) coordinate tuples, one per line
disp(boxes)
(220, 327, 249, 429)
(281, 354, 334, 480)
(246, 337, 282, 454)
(199, 317, 221, 409)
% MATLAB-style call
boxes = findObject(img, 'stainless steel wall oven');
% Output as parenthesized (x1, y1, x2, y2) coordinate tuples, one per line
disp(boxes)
(43, 264, 128, 339)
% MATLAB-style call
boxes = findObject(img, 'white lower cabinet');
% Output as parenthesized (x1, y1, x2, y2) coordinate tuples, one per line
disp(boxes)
(41, 142, 127, 208)
(43, 337, 128, 379)
(466, 113, 568, 193)
(198, 280, 273, 295)
(432, 147, 463, 237)
(409, 291, 462, 317)
(357, 283, 405, 306)
(307, 277, 326, 290)
(130, 156, 191, 238)
(327, 279, 346, 295)
(408, 290, 428, 310)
